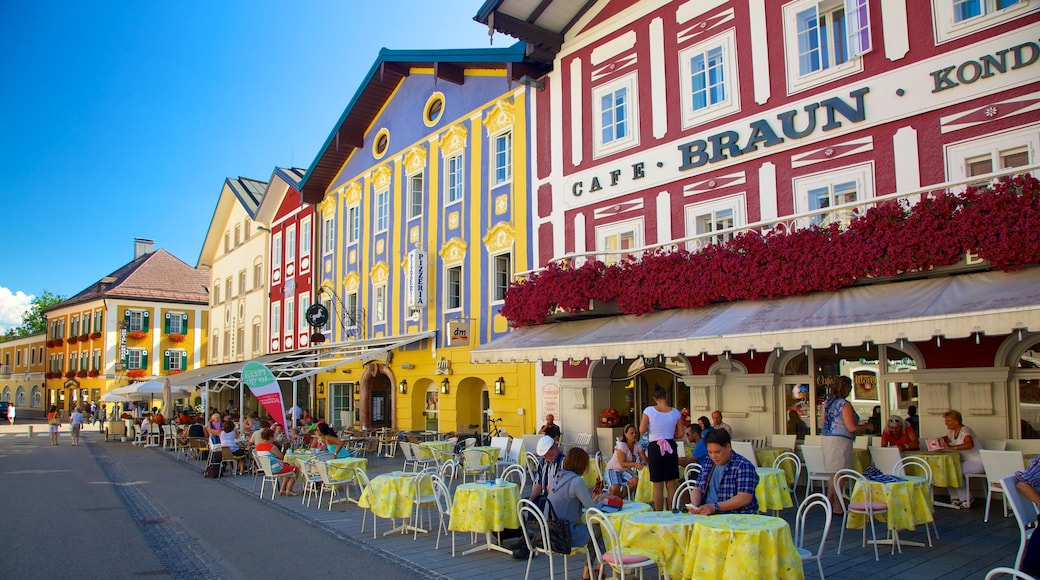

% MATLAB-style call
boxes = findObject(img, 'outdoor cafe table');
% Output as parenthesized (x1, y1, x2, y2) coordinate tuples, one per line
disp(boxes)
(633, 467, 653, 503)
(847, 476, 934, 540)
(755, 467, 794, 512)
(852, 448, 872, 472)
(683, 514, 804, 579)
(358, 471, 431, 536)
(448, 481, 520, 555)
(326, 457, 367, 480)
(420, 440, 454, 463)
(595, 501, 651, 550)
(618, 510, 702, 579)
(756, 447, 796, 486)
(903, 450, 963, 488)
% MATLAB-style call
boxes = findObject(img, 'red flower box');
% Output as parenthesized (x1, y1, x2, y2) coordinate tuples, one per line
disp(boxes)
(76, 370, 87, 378)
(89, 332, 102, 340)
(127, 369, 146, 379)
(127, 331, 147, 341)
(64, 371, 76, 379)
(79, 334, 89, 342)
(167, 333, 186, 343)
(67, 335, 78, 344)
(167, 369, 183, 375)
(88, 370, 99, 378)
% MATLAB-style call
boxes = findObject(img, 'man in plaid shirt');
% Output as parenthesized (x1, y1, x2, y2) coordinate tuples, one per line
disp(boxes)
(687, 429, 759, 515)
(1015, 454, 1040, 508)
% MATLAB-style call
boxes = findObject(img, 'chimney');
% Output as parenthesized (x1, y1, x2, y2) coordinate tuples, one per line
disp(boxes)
(134, 238, 155, 260)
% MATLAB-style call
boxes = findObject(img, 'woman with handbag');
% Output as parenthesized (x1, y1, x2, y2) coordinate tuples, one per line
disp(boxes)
(47, 405, 61, 446)
(546, 447, 611, 580)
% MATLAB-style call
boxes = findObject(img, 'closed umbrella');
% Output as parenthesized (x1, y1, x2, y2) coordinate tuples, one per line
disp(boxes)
(161, 378, 173, 416)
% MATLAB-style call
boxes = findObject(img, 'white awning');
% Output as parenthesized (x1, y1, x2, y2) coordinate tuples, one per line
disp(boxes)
(471, 268, 1040, 363)
(169, 331, 437, 392)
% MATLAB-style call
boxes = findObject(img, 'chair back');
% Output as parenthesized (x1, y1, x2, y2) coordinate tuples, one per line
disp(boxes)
(834, 468, 875, 515)
(794, 493, 833, 562)
(591, 452, 605, 481)
(585, 507, 628, 575)
(502, 463, 527, 490)
(1006, 439, 1040, 454)
(524, 451, 540, 481)
(982, 450, 1026, 487)
(438, 459, 458, 483)
(399, 440, 416, 462)
(255, 453, 275, 475)
(893, 456, 932, 482)
(490, 436, 510, 459)
(462, 447, 494, 473)
(353, 466, 371, 492)
(573, 432, 592, 451)
(517, 498, 550, 555)
(773, 451, 803, 498)
(673, 479, 699, 510)
(1002, 474, 1039, 569)
(854, 435, 870, 449)
(684, 462, 702, 481)
(771, 434, 797, 450)
(869, 446, 903, 474)
(984, 566, 1040, 580)
(432, 476, 452, 515)
(804, 435, 823, 446)
(732, 441, 757, 466)
(985, 440, 1008, 451)
(801, 445, 826, 474)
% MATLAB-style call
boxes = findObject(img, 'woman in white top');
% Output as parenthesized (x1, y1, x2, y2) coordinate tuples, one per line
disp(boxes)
(639, 384, 683, 511)
(605, 423, 644, 497)
(941, 409, 982, 508)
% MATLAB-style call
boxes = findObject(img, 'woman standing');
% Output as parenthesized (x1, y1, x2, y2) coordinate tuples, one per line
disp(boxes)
(70, 406, 84, 446)
(208, 413, 223, 445)
(604, 423, 643, 497)
(639, 384, 684, 511)
(941, 409, 982, 508)
(820, 376, 868, 513)
(315, 423, 352, 458)
(46, 405, 61, 446)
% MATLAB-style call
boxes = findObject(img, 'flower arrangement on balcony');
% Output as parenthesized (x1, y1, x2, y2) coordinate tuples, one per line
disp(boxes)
(64, 370, 76, 379)
(501, 174, 1040, 327)
(166, 369, 183, 375)
(45, 371, 60, 379)
(88, 369, 99, 378)
(89, 332, 102, 340)
(67, 335, 78, 344)
(167, 333, 186, 343)
(126, 369, 146, 379)
(78, 334, 89, 342)
(127, 331, 147, 341)
(76, 370, 88, 378)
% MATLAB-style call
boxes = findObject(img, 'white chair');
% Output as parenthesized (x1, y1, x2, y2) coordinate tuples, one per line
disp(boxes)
(438, 458, 459, 488)
(684, 462, 702, 481)
(869, 446, 903, 475)
(502, 463, 528, 492)
(794, 493, 832, 580)
(489, 436, 510, 460)
(1002, 474, 1039, 570)
(162, 425, 178, 452)
(412, 443, 438, 471)
(461, 447, 496, 483)
(573, 432, 592, 452)
(804, 435, 823, 446)
(430, 475, 455, 555)
(299, 456, 325, 507)
(835, 468, 889, 561)
(673, 479, 699, 510)
(892, 456, 938, 543)
(772, 434, 797, 451)
(399, 441, 419, 472)
(524, 451, 540, 482)
(981, 450, 1027, 522)
(413, 469, 438, 540)
(854, 435, 870, 450)
(985, 567, 1038, 580)
(732, 441, 757, 467)
(774, 451, 803, 505)
(497, 440, 523, 477)
(354, 468, 377, 538)
(315, 460, 354, 511)
(987, 440, 1009, 451)
(255, 454, 295, 500)
(801, 446, 832, 497)
(585, 506, 660, 580)
(517, 498, 592, 580)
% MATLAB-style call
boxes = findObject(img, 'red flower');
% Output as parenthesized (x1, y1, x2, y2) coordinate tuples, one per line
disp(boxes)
(167, 333, 186, 343)
(88, 370, 99, 378)
(89, 332, 102, 340)
(127, 369, 146, 379)
(64, 370, 76, 379)
(127, 331, 147, 341)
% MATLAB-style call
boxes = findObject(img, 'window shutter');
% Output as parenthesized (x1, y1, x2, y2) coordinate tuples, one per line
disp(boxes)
(163, 350, 170, 370)
(142, 312, 150, 332)
(141, 351, 148, 369)
(180, 352, 187, 369)
(124, 351, 129, 370)
(124, 310, 130, 328)
(164, 313, 171, 334)
(182, 314, 188, 330)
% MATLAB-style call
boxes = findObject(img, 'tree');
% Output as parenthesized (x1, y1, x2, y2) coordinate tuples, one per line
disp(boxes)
(17, 290, 65, 336)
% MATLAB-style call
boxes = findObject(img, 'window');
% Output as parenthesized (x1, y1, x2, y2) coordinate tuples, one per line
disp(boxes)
(238, 270, 247, 295)
(211, 333, 219, 359)
(794, 163, 874, 227)
(30, 347, 35, 365)
(126, 310, 149, 332)
(285, 297, 295, 336)
(166, 312, 186, 335)
(445, 265, 462, 310)
(70, 353, 78, 373)
(223, 330, 231, 357)
(596, 219, 643, 266)
(244, 219, 251, 240)
(345, 293, 358, 329)
(164, 350, 185, 371)
(234, 224, 241, 247)
(322, 215, 335, 254)
(492, 131, 512, 186)
(374, 285, 387, 323)
(237, 327, 245, 356)
(71, 315, 79, 336)
(347, 205, 360, 244)
(445, 153, 464, 203)
(92, 350, 101, 371)
(593, 74, 639, 157)
(83, 312, 91, 334)
(253, 323, 261, 353)
(271, 303, 281, 336)
(945, 125, 1038, 188)
(300, 217, 312, 256)
(935, 0, 1031, 42)
(127, 348, 147, 370)
(321, 298, 333, 333)
(224, 231, 231, 253)
(286, 225, 297, 263)
(492, 253, 512, 302)
(254, 260, 263, 289)
(214, 283, 221, 305)
(299, 293, 311, 332)
(94, 310, 102, 332)
(273, 233, 283, 269)
(376, 189, 389, 232)
(684, 195, 747, 250)
(225, 279, 233, 301)
(784, 0, 869, 92)
(30, 386, 39, 408)
(680, 32, 739, 127)
(408, 173, 424, 219)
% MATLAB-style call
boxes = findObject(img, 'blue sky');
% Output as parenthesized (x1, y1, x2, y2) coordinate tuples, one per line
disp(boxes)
(0, 0, 507, 331)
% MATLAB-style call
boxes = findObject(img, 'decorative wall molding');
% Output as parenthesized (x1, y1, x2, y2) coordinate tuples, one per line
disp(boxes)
(967, 382, 995, 416)
(920, 382, 951, 415)
(746, 385, 766, 412)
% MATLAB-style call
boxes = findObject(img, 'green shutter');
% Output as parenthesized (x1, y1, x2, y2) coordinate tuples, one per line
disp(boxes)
(163, 350, 170, 370)
(124, 351, 129, 370)
(142, 312, 150, 332)
(124, 310, 130, 329)
(164, 313, 171, 334)
(180, 352, 187, 370)
(141, 351, 148, 368)
(182, 314, 188, 331)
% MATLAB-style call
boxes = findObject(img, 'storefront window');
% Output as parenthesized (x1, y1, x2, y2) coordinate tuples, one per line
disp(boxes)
(425, 388, 439, 432)
(1017, 347, 1040, 438)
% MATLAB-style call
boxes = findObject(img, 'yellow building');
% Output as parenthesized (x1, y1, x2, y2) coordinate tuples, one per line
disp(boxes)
(0, 332, 47, 415)
(43, 239, 209, 414)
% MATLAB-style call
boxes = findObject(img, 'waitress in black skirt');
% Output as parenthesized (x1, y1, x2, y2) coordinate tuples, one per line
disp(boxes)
(639, 384, 684, 511)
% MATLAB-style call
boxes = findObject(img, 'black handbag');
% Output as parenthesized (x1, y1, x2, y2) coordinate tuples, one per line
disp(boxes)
(542, 500, 573, 554)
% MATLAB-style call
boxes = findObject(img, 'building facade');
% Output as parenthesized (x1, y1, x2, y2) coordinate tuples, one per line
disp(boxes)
(476, 0, 1040, 451)
(0, 332, 46, 415)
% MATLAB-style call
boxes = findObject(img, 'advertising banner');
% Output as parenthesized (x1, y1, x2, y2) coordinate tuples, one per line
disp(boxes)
(241, 361, 287, 429)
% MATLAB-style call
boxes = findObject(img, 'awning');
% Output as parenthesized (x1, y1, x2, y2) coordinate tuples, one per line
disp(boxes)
(170, 331, 437, 392)
(471, 268, 1040, 363)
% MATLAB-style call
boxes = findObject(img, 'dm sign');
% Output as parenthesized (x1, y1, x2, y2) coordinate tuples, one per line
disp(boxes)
(448, 320, 469, 346)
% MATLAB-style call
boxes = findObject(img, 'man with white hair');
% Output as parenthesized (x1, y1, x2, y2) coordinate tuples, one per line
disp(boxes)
(711, 410, 733, 436)
(530, 435, 564, 500)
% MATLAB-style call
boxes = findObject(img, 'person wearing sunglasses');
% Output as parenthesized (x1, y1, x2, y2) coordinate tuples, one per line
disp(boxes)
(880, 415, 919, 451)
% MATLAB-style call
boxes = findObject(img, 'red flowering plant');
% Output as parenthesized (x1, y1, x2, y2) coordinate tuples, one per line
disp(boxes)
(167, 333, 186, 343)
(127, 369, 146, 379)
(89, 332, 102, 340)
(501, 174, 1040, 327)
(76, 370, 87, 378)
(66, 335, 78, 344)
(87, 370, 99, 378)
(64, 370, 76, 379)
(78, 334, 89, 342)
(127, 331, 147, 341)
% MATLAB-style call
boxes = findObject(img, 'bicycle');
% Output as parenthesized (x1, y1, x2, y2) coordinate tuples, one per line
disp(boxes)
(487, 417, 507, 439)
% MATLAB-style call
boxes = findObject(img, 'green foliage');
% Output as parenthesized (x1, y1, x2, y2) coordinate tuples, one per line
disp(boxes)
(16, 290, 65, 336)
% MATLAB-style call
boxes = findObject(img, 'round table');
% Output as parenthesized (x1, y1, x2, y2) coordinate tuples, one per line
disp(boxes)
(326, 457, 367, 480)
(852, 448, 872, 472)
(683, 514, 803, 579)
(755, 447, 797, 486)
(633, 467, 653, 503)
(449, 481, 520, 555)
(593, 501, 652, 550)
(358, 472, 427, 520)
(904, 450, 963, 488)
(755, 467, 794, 512)
(847, 477, 934, 532)
(618, 510, 702, 579)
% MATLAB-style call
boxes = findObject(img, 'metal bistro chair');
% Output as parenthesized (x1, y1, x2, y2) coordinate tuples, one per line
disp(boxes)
(256, 454, 295, 500)
(892, 456, 938, 543)
(794, 493, 833, 580)
(315, 459, 354, 511)
(774, 451, 803, 505)
(835, 468, 889, 561)
(518, 498, 592, 580)
(1002, 474, 1040, 570)
(431, 475, 455, 555)
(461, 447, 496, 484)
(673, 478, 699, 510)
(585, 506, 659, 580)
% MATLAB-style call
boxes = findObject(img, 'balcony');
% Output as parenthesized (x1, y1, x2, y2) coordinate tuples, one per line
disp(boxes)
(0, 364, 9, 377)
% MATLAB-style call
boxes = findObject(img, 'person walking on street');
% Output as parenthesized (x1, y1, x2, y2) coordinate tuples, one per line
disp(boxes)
(70, 406, 84, 446)
(47, 405, 61, 446)
(96, 404, 107, 432)
(7, 403, 14, 425)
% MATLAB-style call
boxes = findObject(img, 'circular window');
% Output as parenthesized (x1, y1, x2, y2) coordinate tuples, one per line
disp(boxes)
(424, 92, 445, 127)
(373, 128, 390, 159)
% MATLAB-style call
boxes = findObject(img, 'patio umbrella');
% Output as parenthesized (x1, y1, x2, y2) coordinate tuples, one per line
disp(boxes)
(113, 380, 190, 398)
(100, 391, 130, 403)
(161, 378, 173, 415)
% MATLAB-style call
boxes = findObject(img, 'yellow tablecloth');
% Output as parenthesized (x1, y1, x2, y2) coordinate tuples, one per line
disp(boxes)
(420, 440, 453, 458)
(633, 467, 653, 503)
(904, 450, 963, 488)
(852, 448, 871, 472)
(358, 473, 430, 519)
(619, 511, 702, 579)
(755, 467, 794, 512)
(326, 457, 367, 480)
(592, 501, 652, 550)
(756, 448, 796, 486)
(847, 478, 934, 532)
(448, 482, 520, 533)
(683, 514, 804, 580)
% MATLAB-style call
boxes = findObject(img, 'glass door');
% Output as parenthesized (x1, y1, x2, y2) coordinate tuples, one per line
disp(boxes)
(330, 382, 354, 429)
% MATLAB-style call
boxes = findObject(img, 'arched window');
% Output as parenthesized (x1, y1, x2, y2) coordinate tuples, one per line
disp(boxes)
(30, 386, 40, 408)
(16, 386, 25, 406)
(1, 386, 9, 402)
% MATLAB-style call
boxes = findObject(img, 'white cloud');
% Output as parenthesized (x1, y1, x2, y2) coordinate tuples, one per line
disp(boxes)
(0, 287, 34, 333)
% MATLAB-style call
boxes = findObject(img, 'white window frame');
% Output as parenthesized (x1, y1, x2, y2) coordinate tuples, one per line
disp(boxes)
(211, 332, 219, 359)
(375, 188, 389, 233)
(491, 252, 512, 303)
(166, 349, 185, 371)
(286, 224, 297, 263)
(272, 233, 283, 269)
(374, 285, 387, 323)
(168, 311, 185, 335)
(793, 162, 875, 227)
(408, 172, 425, 219)
(128, 310, 145, 332)
(271, 302, 281, 336)
(345, 293, 358, 329)
(944, 123, 1038, 187)
(252, 322, 261, 353)
(933, 0, 1034, 43)
(238, 270, 247, 296)
(322, 215, 335, 255)
(445, 265, 463, 311)
(782, 0, 869, 95)
(127, 348, 145, 370)
(593, 73, 640, 159)
(253, 259, 263, 289)
(684, 194, 748, 251)
(491, 130, 512, 186)
(347, 204, 360, 244)
(285, 297, 295, 336)
(679, 31, 740, 129)
(92, 349, 101, 371)
(595, 218, 644, 266)
(298, 292, 311, 333)
(225, 278, 233, 301)
(445, 153, 465, 204)
(300, 217, 312, 256)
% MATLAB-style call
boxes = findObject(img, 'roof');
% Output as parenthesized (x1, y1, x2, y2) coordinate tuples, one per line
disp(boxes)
(196, 175, 269, 267)
(298, 42, 549, 205)
(225, 176, 268, 219)
(47, 249, 210, 312)
(474, 0, 597, 63)
(254, 167, 306, 226)
(471, 267, 1040, 363)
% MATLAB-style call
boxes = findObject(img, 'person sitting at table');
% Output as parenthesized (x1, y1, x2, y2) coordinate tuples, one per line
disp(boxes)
(786, 409, 810, 440)
(538, 414, 562, 442)
(255, 428, 298, 496)
(530, 435, 564, 502)
(140, 413, 153, 443)
(880, 415, 919, 451)
(711, 410, 733, 436)
(249, 420, 271, 449)
(686, 429, 759, 515)
(315, 423, 352, 458)
(208, 413, 223, 445)
(906, 405, 920, 435)
(696, 416, 715, 438)
(545, 447, 610, 580)
(605, 423, 643, 497)
(208, 419, 246, 475)
(940, 409, 982, 508)
(679, 424, 707, 471)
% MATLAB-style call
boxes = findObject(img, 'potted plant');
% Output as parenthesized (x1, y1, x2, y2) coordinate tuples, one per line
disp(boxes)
(64, 370, 76, 379)
(127, 331, 147, 341)
(168, 333, 186, 343)
(167, 369, 183, 375)
(79, 334, 89, 342)
(76, 370, 87, 378)
(89, 332, 102, 340)
(127, 369, 146, 379)
(88, 369, 99, 378)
